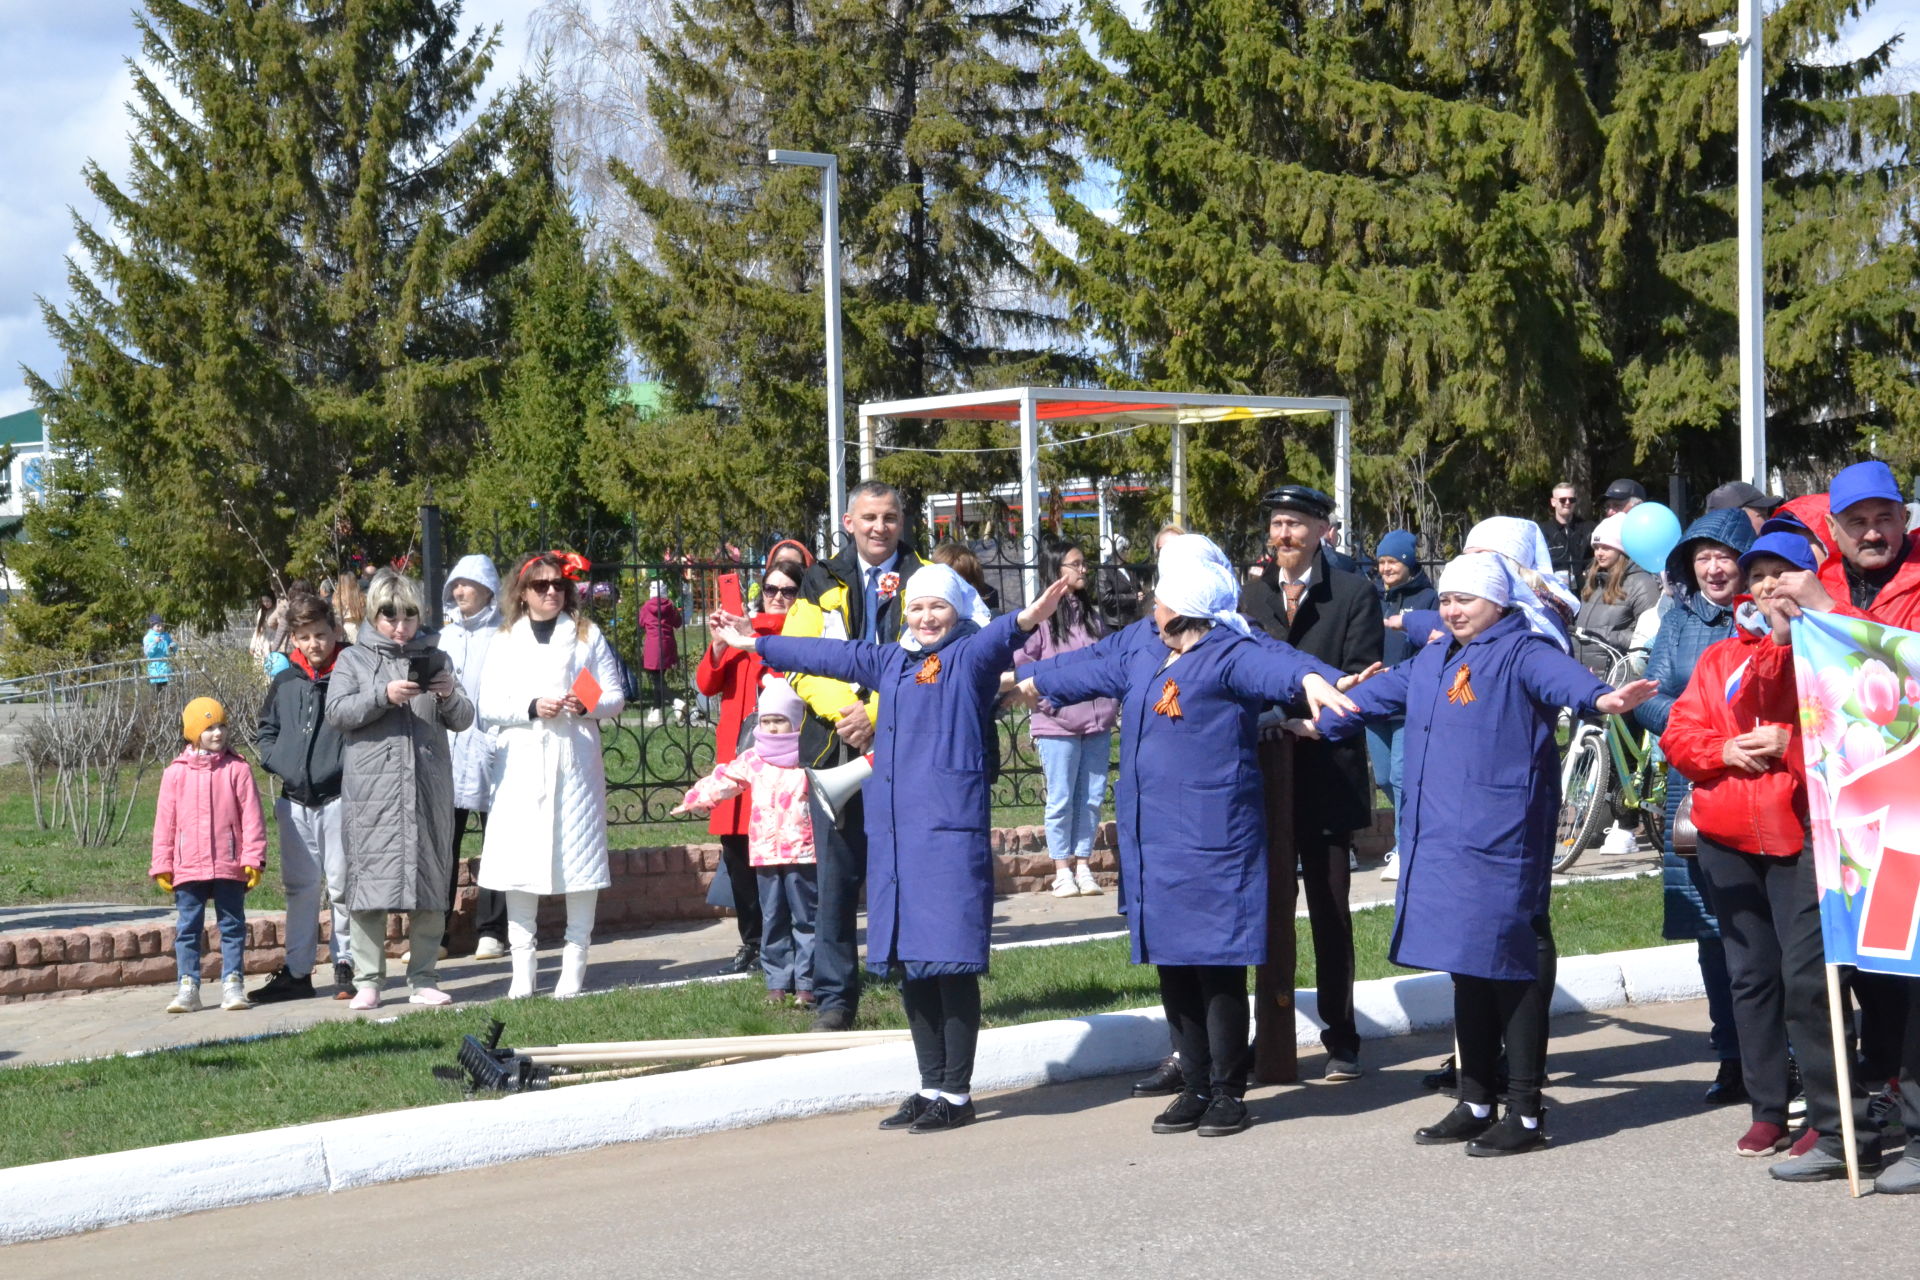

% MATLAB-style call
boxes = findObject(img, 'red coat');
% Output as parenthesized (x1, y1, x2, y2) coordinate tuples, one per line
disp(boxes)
(638, 595, 683, 671)
(1662, 624, 1807, 856)
(692, 612, 788, 836)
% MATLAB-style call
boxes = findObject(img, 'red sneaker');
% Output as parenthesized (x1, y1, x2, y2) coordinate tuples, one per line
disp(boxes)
(1785, 1127, 1820, 1157)
(1736, 1121, 1790, 1156)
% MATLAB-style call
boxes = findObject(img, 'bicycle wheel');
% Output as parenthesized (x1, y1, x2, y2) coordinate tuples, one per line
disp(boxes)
(1556, 729, 1612, 873)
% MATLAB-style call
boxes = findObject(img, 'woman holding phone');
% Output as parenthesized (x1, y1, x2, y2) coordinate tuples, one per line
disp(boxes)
(476, 552, 628, 999)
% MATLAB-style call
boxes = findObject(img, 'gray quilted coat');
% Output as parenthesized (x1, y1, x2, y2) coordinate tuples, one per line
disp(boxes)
(326, 625, 475, 912)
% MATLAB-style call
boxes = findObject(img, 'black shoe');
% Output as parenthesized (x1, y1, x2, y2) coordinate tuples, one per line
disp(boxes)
(1420, 1055, 1458, 1093)
(1466, 1107, 1549, 1157)
(1131, 1055, 1184, 1098)
(1703, 1059, 1748, 1107)
(724, 944, 761, 975)
(249, 966, 314, 1004)
(1196, 1095, 1250, 1137)
(810, 1006, 854, 1032)
(331, 960, 354, 997)
(1323, 1056, 1362, 1083)
(878, 1094, 933, 1131)
(908, 1097, 976, 1133)
(1415, 1101, 1496, 1146)
(1152, 1091, 1211, 1134)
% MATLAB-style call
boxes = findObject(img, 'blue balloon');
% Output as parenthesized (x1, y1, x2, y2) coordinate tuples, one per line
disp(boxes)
(1620, 501, 1683, 574)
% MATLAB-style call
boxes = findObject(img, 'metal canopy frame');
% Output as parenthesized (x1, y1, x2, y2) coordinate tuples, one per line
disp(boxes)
(853, 387, 1353, 599)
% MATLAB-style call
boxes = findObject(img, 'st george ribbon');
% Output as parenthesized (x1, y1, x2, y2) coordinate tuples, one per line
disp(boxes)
(1791, 609, 1920, 976)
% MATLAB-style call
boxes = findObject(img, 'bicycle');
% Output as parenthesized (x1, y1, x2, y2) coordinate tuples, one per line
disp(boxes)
(1555, 629, 1666, 873)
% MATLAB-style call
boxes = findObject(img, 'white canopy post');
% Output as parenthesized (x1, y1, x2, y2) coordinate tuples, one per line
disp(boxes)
(1170, 422, 1188, 530)
(1334, 406, 1353, 553)
(1019, 389, 1042, 603)
(858, 410, 876, 483)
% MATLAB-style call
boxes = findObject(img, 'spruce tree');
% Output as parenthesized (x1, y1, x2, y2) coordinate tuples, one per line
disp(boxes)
(22, 1, 551, 631)
(590, 0, 1079, 539)
(1046, 0, 1920, 536)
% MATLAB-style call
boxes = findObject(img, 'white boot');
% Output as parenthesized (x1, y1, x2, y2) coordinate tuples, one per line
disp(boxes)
(554, 942, 589, 999)
(508, 948, 537, 1000)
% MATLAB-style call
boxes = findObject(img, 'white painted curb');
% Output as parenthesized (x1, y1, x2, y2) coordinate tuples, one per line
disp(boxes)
(0, 942, 1706, 1244)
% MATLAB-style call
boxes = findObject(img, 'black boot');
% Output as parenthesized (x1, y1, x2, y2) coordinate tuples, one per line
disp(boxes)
(1466, 1107, 1549, 1157)
(1703, 1058, 1748, 1106)
(1131, 1055, 1184, 1098)
(1151, 1091, 1211, 1134)
(723, 943, 760, 975)
(1415, 1101, 1495, 1145)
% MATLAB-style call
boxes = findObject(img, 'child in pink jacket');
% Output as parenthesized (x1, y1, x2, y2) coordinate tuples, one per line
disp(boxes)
(151, 697, 267, 1013)
(674, 679, 827, 1005)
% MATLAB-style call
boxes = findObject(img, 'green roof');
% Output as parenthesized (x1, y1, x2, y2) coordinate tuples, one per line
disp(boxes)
(615, 381, 663, 416)
(0, 406, 43, 449)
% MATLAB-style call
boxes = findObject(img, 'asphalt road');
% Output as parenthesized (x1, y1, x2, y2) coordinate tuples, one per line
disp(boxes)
(7, 998, 1911, 1278)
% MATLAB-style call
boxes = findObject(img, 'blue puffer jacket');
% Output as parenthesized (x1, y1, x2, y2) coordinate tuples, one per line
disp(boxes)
(1633, 508, 1755, 940)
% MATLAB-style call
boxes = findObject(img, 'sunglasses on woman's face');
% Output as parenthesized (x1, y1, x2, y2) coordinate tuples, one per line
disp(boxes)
(763, 584, 799, 598)
(376, 606, 420, 620)
(525, 579, 567, 595)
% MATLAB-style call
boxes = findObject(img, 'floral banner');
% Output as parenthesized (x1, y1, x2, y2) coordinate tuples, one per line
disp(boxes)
(1792, 610, 1920, 976)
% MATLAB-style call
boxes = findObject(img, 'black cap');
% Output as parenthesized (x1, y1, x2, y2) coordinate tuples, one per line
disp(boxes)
(1260, 485, 1334, 521)
(1704, 480, 1784, 513)
(1603, 478, 1647, 502)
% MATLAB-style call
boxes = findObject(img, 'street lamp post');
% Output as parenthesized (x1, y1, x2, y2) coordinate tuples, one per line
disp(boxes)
(767, 149, 847, 543)
(1702, 0, 1766, 486)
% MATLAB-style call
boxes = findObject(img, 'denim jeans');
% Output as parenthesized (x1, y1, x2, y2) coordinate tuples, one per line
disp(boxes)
(174, 880, 248, 980)
(1035, 732, 1111, 862)
(1363, 719, 1405, 850)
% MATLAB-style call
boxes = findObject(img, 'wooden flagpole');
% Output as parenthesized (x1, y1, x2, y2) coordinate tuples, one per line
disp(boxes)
(1824, 964, 1863, 1198)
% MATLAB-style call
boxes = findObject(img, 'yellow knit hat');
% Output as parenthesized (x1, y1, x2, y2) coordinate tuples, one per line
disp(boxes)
(182, 697, 226, 743)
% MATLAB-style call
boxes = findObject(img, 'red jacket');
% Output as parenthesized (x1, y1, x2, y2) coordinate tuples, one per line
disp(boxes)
(692, 612, 788, 836)
(150, 748, 268, 881)
(1740, 529, 1920, 713)
(1661, 623, 1808, 856)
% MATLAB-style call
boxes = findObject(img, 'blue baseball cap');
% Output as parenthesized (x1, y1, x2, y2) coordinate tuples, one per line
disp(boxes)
(1739, 532, 1819, 574)
(1757, 510, 1810, 537)
(1828, 460, 1903, 515)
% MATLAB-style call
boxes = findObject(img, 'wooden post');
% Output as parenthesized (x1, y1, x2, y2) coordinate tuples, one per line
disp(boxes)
(1254, 733, 1298, 1084)
(1825, 964, 1863, 1197)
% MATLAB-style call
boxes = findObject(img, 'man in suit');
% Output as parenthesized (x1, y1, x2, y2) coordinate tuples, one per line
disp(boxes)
(1240, 485, 1384, 1081)
(780, 480, 930, 1030)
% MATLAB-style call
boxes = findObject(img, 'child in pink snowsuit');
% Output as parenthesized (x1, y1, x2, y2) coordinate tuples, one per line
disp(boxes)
(676, 679, 821, 1004)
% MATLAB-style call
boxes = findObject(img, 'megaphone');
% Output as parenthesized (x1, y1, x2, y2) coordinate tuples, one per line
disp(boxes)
(808, 754, 874, 828)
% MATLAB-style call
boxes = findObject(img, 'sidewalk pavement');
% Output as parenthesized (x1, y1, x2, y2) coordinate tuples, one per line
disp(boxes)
(0, 842, 1657, 1070)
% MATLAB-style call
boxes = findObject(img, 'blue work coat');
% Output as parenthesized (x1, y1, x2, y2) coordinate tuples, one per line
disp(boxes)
(1029, 620, 1342, 967)
(760, 613, 1029, 975)
(1322, 612, 1609, 981)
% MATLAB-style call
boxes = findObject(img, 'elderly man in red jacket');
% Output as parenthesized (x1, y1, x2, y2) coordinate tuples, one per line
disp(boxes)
(1739, 460, 1920, 1192)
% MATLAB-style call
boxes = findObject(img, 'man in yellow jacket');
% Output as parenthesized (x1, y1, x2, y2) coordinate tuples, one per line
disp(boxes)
(781, 480, 929, 1030)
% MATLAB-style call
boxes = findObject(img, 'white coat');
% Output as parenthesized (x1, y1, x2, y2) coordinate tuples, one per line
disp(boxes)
(441, 554, 503, 812)
(476, 613, 627, 894)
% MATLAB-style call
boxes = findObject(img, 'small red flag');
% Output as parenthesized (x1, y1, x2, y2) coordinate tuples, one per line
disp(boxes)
(570, 667, 603, 714)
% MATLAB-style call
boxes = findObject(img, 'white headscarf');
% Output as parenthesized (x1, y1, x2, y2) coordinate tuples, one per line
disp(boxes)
(1461, 515, 1575, 650)
(1436, 552, 1516, 607)
(895, 564, 989, 652)
(1154, 534, 1252, 637)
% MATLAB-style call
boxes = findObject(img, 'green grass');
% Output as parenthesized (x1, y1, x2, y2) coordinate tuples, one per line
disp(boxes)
(0, 875, 1662, 1169)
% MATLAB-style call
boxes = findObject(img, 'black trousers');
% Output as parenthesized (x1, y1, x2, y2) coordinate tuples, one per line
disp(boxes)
(646, 668, 670, 713)
(811, 788, 868, 1017)
(1158, 964, 1250, 1098)
(1853, 970, 1910, 1082)
(719, 834, 763, 949)
(1695, 839, 1826, 1126)
(1294, 821, 1358, 1059)
(444, 809, 505, 948)
(1454, 914, 1556, 1116)
(901, 973, 981, 1094)
(1900, 978, 1920, 1138)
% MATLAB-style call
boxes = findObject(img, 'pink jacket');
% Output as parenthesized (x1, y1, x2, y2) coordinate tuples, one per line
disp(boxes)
(681, 751, 815, 867)
(149, 748, 268, 882)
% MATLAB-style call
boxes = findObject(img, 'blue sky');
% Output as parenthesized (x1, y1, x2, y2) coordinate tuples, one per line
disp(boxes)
(1, 0, 1914, 419)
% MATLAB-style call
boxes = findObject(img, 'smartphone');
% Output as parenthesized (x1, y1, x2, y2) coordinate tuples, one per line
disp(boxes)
(407, 655, 432, 686)
(718, 572, 744, 616)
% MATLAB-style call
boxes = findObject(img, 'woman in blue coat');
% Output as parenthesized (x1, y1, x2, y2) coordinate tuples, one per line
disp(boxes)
(1316, 553, 1655, 1155)
(712, 565, 1072, 1135)
(1019, 535, 1356, 1138)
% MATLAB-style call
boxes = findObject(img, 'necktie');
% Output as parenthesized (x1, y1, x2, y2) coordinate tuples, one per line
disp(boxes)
(864, 566, 882, 643)
(1283, 581, 1306, 624)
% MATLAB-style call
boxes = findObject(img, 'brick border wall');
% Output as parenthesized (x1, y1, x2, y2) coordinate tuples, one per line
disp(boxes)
(0, 812, 1390, 1003)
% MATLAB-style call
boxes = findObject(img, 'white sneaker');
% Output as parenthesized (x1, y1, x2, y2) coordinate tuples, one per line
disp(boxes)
(221, 974, 252, 1011)
(1348, 850, 1360, 872)
(1380, 850, 1400, 882)
(474, 936, 507, 959)
(1051, 867, 1078, 897)
(166, 976, 202, 1014)
(1074, 864, 1102, 895)
(1600, 824, 1638, 855)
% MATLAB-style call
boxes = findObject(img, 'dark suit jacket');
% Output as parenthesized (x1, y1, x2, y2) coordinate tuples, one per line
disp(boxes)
(1240, 550, 1384, 837)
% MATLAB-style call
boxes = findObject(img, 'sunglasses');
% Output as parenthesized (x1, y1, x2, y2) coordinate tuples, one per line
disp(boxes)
(763, 584, 799, 598)
(525, 579, 568, 595)
(376, 605, 420, 621)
